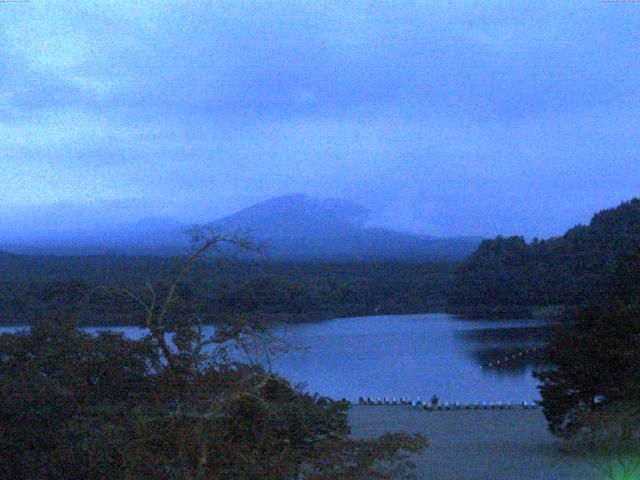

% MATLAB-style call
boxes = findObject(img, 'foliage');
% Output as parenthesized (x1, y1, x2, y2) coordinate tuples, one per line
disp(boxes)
(0, 315, 156, 479)
(449, 198, 640, 316)
(0, 231, 426, 479)
(535, 304, 640, 435)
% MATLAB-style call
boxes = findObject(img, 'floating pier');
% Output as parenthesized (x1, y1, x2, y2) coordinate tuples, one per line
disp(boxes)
(356, 397, 541, 410)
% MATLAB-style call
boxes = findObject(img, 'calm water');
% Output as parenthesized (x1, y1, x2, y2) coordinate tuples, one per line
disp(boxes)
(0, 313, 552, 403)
(268, 314, 550, 403)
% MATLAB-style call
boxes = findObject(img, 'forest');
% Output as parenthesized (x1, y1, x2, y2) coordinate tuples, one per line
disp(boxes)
(0, 253, 456, 326)
(448, 198, 640, 318)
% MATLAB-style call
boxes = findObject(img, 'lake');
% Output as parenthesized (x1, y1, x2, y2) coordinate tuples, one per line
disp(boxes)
(0, 313, 552, 403)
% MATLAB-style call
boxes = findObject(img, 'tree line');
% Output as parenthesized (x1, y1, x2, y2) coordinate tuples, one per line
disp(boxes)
(448, 198, 640, 318)
(0, 255, 455, 326)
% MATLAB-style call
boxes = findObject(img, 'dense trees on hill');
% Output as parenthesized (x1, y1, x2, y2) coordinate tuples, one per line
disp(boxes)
(449, 198, 640, 316)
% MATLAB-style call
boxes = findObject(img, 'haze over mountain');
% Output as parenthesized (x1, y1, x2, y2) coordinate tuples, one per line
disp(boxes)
(212, 194, 480, 260)
(0, 194, 481, 260)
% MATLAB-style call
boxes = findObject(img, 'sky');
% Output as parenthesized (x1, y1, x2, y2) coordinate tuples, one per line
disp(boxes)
(1, 0, 640, 240)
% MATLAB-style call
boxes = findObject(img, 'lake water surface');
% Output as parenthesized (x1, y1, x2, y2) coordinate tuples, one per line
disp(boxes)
(0, 313, 551, 403)
(268, 314, 550, 403)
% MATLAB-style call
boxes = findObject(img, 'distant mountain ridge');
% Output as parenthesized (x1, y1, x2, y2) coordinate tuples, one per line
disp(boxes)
(1, 194, 481, 260)
(211, 194, 476, 260)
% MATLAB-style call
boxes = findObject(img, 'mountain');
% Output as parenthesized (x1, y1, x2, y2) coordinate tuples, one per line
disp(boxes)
(212, 194, 480, 260)
(0, 194, 482, 260)
(449, 198, 640, 316)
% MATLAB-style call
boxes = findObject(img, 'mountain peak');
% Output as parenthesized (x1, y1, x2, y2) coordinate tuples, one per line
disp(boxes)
(247, 194, 368, 217)
(216, 194, 370, 232)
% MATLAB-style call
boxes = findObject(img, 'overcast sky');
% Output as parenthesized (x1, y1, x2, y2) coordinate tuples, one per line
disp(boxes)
(1, 0, 639, 239)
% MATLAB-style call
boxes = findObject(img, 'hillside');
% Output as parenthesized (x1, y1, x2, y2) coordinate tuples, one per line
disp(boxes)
(448, 198, 640, 317)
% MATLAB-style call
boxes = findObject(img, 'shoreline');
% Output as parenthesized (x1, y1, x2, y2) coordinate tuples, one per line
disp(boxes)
(0, 307, 556, 328)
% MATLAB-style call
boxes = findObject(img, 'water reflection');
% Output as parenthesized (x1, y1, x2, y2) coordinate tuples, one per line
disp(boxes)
(455, 324, 556, 376)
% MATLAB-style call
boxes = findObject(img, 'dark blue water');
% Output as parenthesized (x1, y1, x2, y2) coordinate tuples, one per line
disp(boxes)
(0, 313, 550, 403)
(267, 314, 548, 403)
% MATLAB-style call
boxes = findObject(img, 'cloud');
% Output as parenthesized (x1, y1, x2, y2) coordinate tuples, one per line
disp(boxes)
(1, 0, 639, 239)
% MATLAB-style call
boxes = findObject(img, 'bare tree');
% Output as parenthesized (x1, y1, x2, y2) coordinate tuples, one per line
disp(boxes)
(103, 227, 265, 370)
